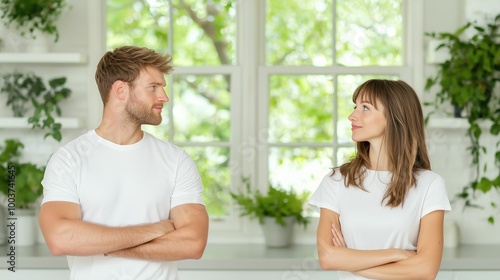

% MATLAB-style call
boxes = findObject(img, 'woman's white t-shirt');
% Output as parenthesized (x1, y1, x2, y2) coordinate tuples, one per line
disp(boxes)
(308, 169, 451, 280)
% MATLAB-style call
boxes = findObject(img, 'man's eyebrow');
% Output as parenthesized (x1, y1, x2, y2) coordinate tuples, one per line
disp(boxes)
(148, 82, 166, 86)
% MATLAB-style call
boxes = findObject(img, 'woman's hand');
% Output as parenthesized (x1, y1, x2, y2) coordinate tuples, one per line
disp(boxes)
(331, 223, 346, 247)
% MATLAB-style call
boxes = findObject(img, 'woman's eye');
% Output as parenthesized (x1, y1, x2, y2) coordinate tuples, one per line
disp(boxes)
(363, 105, 369, 110)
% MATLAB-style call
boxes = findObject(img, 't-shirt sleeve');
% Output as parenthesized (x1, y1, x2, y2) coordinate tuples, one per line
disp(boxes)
(307, 172, 341, 214)
(41, 148, 80, 205)
(421, 173, 452, 218)
(170, 150, 205, 208)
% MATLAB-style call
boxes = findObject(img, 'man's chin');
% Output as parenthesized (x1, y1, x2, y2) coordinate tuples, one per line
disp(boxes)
(142, 117, 162, 126)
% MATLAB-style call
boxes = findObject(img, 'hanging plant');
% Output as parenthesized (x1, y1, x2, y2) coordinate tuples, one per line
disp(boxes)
(425, 14, 500, 224)
(0, 0, 67, 42)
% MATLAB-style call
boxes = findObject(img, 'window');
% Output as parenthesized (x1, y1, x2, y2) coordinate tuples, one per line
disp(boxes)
(105, 0, 419, 230)
(106, 0, 237, 218)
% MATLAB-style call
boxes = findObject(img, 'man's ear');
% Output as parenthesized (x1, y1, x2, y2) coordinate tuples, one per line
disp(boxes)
(110, 80, 129, 101)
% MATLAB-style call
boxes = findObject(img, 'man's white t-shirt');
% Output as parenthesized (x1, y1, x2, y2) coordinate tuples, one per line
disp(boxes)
(308, 169, 451, 280)
(41, 130, 205, 280)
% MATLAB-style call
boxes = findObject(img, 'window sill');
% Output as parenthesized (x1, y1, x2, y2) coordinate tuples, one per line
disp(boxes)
(1, 243, 499, 271)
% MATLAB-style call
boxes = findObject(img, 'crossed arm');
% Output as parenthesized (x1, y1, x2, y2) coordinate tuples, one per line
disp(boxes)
(317, 208, 445, 280)
(39, 201, 208, 261)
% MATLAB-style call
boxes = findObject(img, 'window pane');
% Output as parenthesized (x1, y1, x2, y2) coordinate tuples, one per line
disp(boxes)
(182, 146, 231, 217)
(336, 0, 403, 66)
(269, 147, 333, 194)
(142, 121, 170, 141)
(266, 0, 333, 66)
(173, 75, 231, 142)
(106, 0, 169, 51)
(336, 75, 399, 143)
(269, 75, 334, 143)
(337, 147, 356, 165)
(172, 0, 236, 65)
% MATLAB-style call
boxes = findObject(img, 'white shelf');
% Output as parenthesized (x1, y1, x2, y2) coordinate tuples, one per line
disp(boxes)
(0, 53, 87, 64)
(426, 118, 492, 129)
(427, 118, 468, 129)
(0, 117, 80, 129)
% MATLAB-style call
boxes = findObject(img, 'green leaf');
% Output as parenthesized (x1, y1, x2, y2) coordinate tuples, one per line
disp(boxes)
(1, 71, 72, 141)
(476, 177, 493, 193)
(49, 77, 67, 88)
(230, 177, 310, 228)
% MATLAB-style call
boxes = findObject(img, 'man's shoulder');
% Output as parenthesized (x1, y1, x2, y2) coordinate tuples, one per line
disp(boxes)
(145, 132, 184, 154)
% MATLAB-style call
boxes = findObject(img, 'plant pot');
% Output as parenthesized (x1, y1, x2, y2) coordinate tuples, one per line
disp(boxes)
(453, 104, 467, 118)
(261, 216, 296, 248)
(443, 221, 460, 248)
(13, 208, 37, 246)
(0, 23, 5, 52)
(0, 206, 6, 244)
(25, 30, 51, 53)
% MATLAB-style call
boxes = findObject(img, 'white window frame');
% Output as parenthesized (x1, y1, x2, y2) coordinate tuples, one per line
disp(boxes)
(90, 0, 424, 242)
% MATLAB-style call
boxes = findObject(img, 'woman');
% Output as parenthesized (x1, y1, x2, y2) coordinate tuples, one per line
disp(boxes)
(308, 79, 451, 280)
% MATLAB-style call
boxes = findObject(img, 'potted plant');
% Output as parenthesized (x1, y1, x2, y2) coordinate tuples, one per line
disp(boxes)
(0, 0, 67, 43)
(0, 139, 45, 246)
(231, 177, 310, 247)
(425, 14, 500, 224)
(1, 71, 72, 142)
(0, 139, 44, 209)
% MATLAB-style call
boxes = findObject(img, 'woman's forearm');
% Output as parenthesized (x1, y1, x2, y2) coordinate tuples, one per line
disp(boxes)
(318, 241, 415, 271)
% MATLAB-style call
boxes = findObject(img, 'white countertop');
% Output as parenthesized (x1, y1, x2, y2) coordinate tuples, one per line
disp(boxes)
(1, 243, 500, 271)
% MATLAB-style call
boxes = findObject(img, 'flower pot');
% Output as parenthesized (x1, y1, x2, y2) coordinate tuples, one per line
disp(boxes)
(25, 30, 51, 53)
(261, 216, 296, 248)
(0, 206, 6, 244)
(443, 221, 460, 248)
(13, 208, 37, 246)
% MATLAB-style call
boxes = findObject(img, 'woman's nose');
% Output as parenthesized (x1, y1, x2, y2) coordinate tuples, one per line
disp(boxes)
(348, 111, 356, 121)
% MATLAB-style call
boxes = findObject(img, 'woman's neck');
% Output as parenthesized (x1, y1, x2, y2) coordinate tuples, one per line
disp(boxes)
(368, 143, 390, 171)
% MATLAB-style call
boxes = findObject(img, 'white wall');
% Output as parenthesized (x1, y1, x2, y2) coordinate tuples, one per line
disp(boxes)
(0, 0, 498, 245)
(423, 0, 500, 244)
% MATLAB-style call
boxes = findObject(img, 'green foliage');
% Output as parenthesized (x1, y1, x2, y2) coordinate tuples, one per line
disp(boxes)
(0, 0, 67, 42)
(425, 14, 500, 223)
(107, 0, 404, 217)
(1, 71, 72, 142)
(0, 139, 45, 209)
(231, 177, 310, 228)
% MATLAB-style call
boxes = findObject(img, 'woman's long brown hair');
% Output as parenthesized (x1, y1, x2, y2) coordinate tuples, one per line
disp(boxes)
(336, 79, 431, 207)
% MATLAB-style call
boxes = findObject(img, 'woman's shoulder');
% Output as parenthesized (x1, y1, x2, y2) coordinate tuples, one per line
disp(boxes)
(324, 168, 345, 181)
(416, 169, 443, 179)
(415, 169, 446, 187)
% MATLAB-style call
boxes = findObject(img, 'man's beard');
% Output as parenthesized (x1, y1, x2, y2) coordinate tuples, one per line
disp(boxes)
(125, 94, 162, 125)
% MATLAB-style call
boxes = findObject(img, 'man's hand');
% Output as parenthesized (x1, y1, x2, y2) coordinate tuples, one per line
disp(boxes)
(105, 204, 208, 261)
(157, 219, 176, 235)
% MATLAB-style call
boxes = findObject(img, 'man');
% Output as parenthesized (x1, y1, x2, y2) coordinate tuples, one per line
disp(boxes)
(39, 46, 209, 280)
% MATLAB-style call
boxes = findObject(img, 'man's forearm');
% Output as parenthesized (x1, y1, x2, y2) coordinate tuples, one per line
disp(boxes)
(44, 220, 172, 256)
(107, 225, 206, 261)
